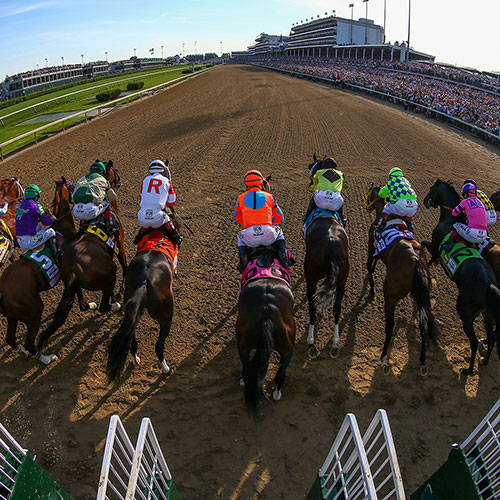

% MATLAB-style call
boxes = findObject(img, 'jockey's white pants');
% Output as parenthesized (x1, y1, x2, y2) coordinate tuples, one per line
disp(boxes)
(313, 191, 344, 211)
(454, 223, 487, 244)
(73, 201, 109, 221)
(487, 209, 497, 227)
(383, 199, 418, 218)
(17, 227, 56, 250)
(137, 208, 171, 228)
(238, 225, 284, 247)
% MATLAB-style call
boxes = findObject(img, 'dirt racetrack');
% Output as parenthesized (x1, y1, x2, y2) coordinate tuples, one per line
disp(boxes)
(0, 64, 499, 499)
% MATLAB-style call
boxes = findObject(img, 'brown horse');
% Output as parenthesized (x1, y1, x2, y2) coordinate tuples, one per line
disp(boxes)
(491, 189, 500, 213)
(107, 241, 177, 381)
(304, 156, 349, 359)
(0, 178, 76, 363)
(365, 185, 437, 375)
(0, 177, 24, 244)
(36, 164, 127, 354)
(237, 251, 295, 416)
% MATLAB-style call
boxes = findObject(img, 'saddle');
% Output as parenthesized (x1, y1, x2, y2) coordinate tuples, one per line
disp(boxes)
(136, 229, 178, 273)
(302, 208, 343, 238)
(80, 216, 120, 255)
(438, 233, 482, 279)
(373, 221, 414, 256)
(241, 246, 292, 289)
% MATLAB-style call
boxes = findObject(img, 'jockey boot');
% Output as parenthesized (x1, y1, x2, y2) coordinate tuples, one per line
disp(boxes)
(403, 216, 414, 232)
(338, 205, 347, 227)
(237, 246, 248, 273)
(375, 213, 389, 235)
(47, 237, 62, 264)
(276, 239, 292, 268)
(302, 198, 318, 223)
(103, 210, 113, 234)
(133, 227, 148, 245)
(442, 231, 457, 253)
(163, 222, 183, 246)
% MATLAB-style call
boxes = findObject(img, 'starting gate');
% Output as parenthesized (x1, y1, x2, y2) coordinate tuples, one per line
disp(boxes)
(411, 398, 500, 500)
(306, 409, 405, 499)
(97, 415, 180, 500)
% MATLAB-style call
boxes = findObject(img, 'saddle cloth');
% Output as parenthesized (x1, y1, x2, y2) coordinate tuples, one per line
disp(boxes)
(373, 223, 414, 256)
(84, 221, 119, 256)
(439, 233, 482, 279)
(137, 230, 178, 273)
(241, 257, 291, 289)
(302, 208, 343, 238)
(0, 219, 13, 266)
(21, 244, 60, 288)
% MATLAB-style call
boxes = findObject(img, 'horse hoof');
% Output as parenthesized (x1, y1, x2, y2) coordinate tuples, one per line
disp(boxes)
(479, 356, 488, 366)
(111, 302, 121, 312)
(307, 345, 319, 359)
(161, 360, 170, 374)
(479, 337, 488, 345)
(329, 347, 339, 359)
(273, 388, 282, 401)
(460, 367, 473, 376)
(239, 377, 245, 386)
(38, 353, 58, 365)
(420, 365, 429, 377)
(382, 363, 391, 376)
(88, 302, 98, 310)
(132, 355, 141, 366)
(15, 346, 30, 357)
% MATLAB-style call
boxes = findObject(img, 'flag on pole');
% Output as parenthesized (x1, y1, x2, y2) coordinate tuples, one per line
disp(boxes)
(149, 48, 154, 55)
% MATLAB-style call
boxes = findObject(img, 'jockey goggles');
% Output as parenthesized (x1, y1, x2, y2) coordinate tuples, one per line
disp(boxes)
(389, 167, 403, 178)
(462, 182, 477, 196)
(24, 184, 42, 198)
(244, 170, 264, 188)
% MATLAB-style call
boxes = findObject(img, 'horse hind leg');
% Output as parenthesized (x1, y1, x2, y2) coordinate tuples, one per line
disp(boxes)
(460, 316, 478, 375)
(156, 322, 173, 375)
(330, 285, 346, 359)
(5, 318, 27, 356)
(381, 298, 397, 375)
(76, 284, 97, 311)
(306, 280, 319, 359)
(479, 312, 495, 366)
(273, 353, 292, 401)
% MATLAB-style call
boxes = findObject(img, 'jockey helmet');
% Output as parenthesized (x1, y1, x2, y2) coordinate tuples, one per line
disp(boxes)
(462, 182, 477, 197)
(24, 184, 42, 199)
(90, 160, 106, 174)
(244, 170, 264, 188)
(149, 160, 167, 174)
(389, 167, 403, 178)
(464, 178, 477, 187)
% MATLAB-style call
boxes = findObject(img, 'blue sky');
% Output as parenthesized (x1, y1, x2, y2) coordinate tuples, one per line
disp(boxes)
(1, 0, 499, 77)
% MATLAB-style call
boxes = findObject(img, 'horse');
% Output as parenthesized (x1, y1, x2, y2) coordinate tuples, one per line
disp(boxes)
(422, 178, 500, 374)
(106, 245, 177, 380)
(422, 179, 500, 286)
(491, 189, 500, 212)
(0, 178, 76, 363)
(236, 250, 295, 416)
(0, 177, 24, 244)
(36, 164, 128, 355)
(365, 185, 437, 375)
(304, 155, 349, 359)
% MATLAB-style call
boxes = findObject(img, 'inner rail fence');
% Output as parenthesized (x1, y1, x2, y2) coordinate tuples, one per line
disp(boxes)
(0, 68, 210, 161)
(256, 64, 500, 150)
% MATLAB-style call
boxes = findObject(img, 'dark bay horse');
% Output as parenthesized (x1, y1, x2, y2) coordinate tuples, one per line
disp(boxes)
(237, 253, 295, 416)
(36, 164, 127, 353)
(366, 185, 437, 375)
(491, 189, 500, 212)
(423, 178, 500, 374)
(304, 156, 349, 359)
(0, 177, 24, 243)
(0, 178, 76, 363)
(107, 243, 176, 381)
(423, 179, 500, 286)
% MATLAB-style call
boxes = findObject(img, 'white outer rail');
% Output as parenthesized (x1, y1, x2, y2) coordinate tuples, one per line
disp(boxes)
(0, 68, 209, 160)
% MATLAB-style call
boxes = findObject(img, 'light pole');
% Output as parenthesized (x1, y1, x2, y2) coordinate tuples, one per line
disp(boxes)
(383, 0, 387, 43)
(195, 41, 197, 58)
(161, 45, 164, 59)
(81, 54, 84, 65)
(45, 58, 48, 68)
(220, 41, 222, 57)
(349, 3, 354, 45)
(61, 56, 64, 67)
(105, 51, 108, 62)
(407, 0, 411, 61)
(182, 43, 185, 57)
(133, 48, 136, 58)
(363, 0, 369, 45)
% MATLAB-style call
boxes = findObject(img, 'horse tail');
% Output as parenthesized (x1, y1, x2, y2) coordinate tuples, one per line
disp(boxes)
(486, 284, 500, 360)
(410, 260, 437, 344)
(107, 284, 147, 381)
(245, 318, 274, 416)
(314, 259, 339, 315)
(37, 273, 78, 350)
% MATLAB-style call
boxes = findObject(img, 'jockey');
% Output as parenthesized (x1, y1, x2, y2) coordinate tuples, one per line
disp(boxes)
(234, 170, 291, 272)
(72, 160, 117, 230)
(375, 167, 418, 234)
(304, 157, 349, 226)
(134, 160, 183, 246)
(464, 179, 497, 227)
(15, 184, 60, 260)
(442, 182, 487, 253)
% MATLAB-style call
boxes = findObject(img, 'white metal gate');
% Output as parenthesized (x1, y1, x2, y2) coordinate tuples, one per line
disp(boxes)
(0, 423, 27, 499)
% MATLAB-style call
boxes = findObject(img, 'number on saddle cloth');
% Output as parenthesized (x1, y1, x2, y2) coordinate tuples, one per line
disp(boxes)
(86, 224, 119, 255)
(439, 234, 482, 278)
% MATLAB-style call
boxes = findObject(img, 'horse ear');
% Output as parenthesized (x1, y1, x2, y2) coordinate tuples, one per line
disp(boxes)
(313, 153, 317, 161)
(164, 159, 169, 166)
(108, 160, 113, 168)
(53, 178, 58, 184)
(266, 174, 272, 182)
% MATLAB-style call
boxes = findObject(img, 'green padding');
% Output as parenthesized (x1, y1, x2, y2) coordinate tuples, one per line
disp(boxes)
(305, 474, 347, 500)
(9, 455, 74, 500)
(439, 234, 482, 278)
(168, 480, 181, 500)
(305, 476, 325, 500)
(410, 447, 480, 500)
(141, 476, 181, 499)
